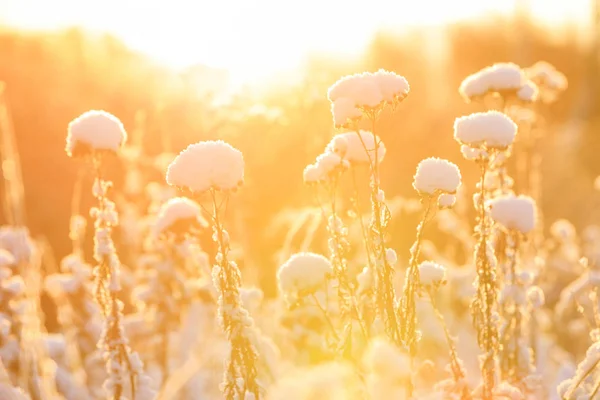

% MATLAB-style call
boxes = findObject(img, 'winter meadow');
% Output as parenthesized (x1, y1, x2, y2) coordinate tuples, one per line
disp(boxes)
(1, 3, 600, 400)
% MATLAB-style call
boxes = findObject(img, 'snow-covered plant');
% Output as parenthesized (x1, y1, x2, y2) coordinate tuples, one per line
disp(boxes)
(277, 252, 341, 350)
(303, 133, 376, 353)
(399, 157, 461, 381)
(525, 61, 567, 104)
(132, 196, 210, 382)
(328, 69, 409, 128)
(167, 140, 260, 400)
(0, 249, 26, 382)
(558, 341, 600, 399)
(66, 110, 153, 400)
(455, 110, 518, 398)
(489, 197, 537, 389)
(45, 254, 102, 396)
(489, 195, 536, 236)
(459, 62, 526, 103)
(327, 70, 409, 345)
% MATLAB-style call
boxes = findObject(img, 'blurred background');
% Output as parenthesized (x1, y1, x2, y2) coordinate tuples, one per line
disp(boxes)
(0, 0, 599, 294)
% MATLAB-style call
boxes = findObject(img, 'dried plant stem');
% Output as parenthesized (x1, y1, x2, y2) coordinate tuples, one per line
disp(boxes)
(209, 190, 260, 400)
(500, 231, 524, 384)
(91, 163, 138, 400)
(355, 118, 401, 345)
(327, 177, 368, 343)
(400, 195, 434, 351)
(398, 195, 434, 398)
(471, 161, 498, 399)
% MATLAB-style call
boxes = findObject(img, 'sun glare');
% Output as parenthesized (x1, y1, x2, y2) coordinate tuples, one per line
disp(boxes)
(0, 0, 591, 86)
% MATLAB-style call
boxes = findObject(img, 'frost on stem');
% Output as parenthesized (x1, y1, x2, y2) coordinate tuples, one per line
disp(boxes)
(167, 140, 260, 400)
(454, 112, 518, 397)
(65, 110, 152, 400)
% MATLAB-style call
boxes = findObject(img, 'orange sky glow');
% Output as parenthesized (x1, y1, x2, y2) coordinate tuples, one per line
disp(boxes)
(0, 0, 592, 85)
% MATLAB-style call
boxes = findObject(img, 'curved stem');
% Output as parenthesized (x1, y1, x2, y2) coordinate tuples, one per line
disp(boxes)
(310, 292, 340, 342)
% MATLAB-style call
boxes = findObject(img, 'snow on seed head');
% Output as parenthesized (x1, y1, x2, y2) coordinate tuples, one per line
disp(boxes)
(418, 261, 447, 287)
(489, 194, 537, 234)
(438, 193, 457, 209)
(327, 70, 409, 118)
(166, 140, 244, 194)
(66, 110, 127, 157)
(517, 81, 539, 103)
(154, 197, 207, 237)
(459, 62, 525, 101)
(326, 131, 386, 165)
(454, 111, 517, 149)
(331, 98, 362, 128)
(413, 157, 461, 195)
(277, 253, 332, 300)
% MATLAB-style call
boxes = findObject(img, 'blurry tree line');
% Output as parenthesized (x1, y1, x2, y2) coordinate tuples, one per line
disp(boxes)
(0, 16, 598, 294)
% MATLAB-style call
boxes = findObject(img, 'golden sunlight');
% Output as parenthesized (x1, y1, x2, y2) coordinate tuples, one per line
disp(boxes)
(0, 0, 591, 85)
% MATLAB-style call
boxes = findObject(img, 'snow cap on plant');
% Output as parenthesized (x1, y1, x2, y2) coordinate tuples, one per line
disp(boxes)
(459, 62, 525, 101)
(328, 70, 409, 111)
(66, 110, 127, 157)
(385, 248, 398, 266)
(418, 261, 447, 287)
(331, 97, 362, 128)
(326, 131, 386, 164)
(278, 252, 332, 300)
(0, 249, 15, 268)
(166, 140, 244, 193)
(154, 197, 208, 237)
(413, 157, 462, 195)
(525, 61, 567, 103)
(438, 193, 456, 209)
(489, 194, 537, 234)
(517, 80, 539, 103)
(303, 163, 324, 185)
(454, 111, 517, 149)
